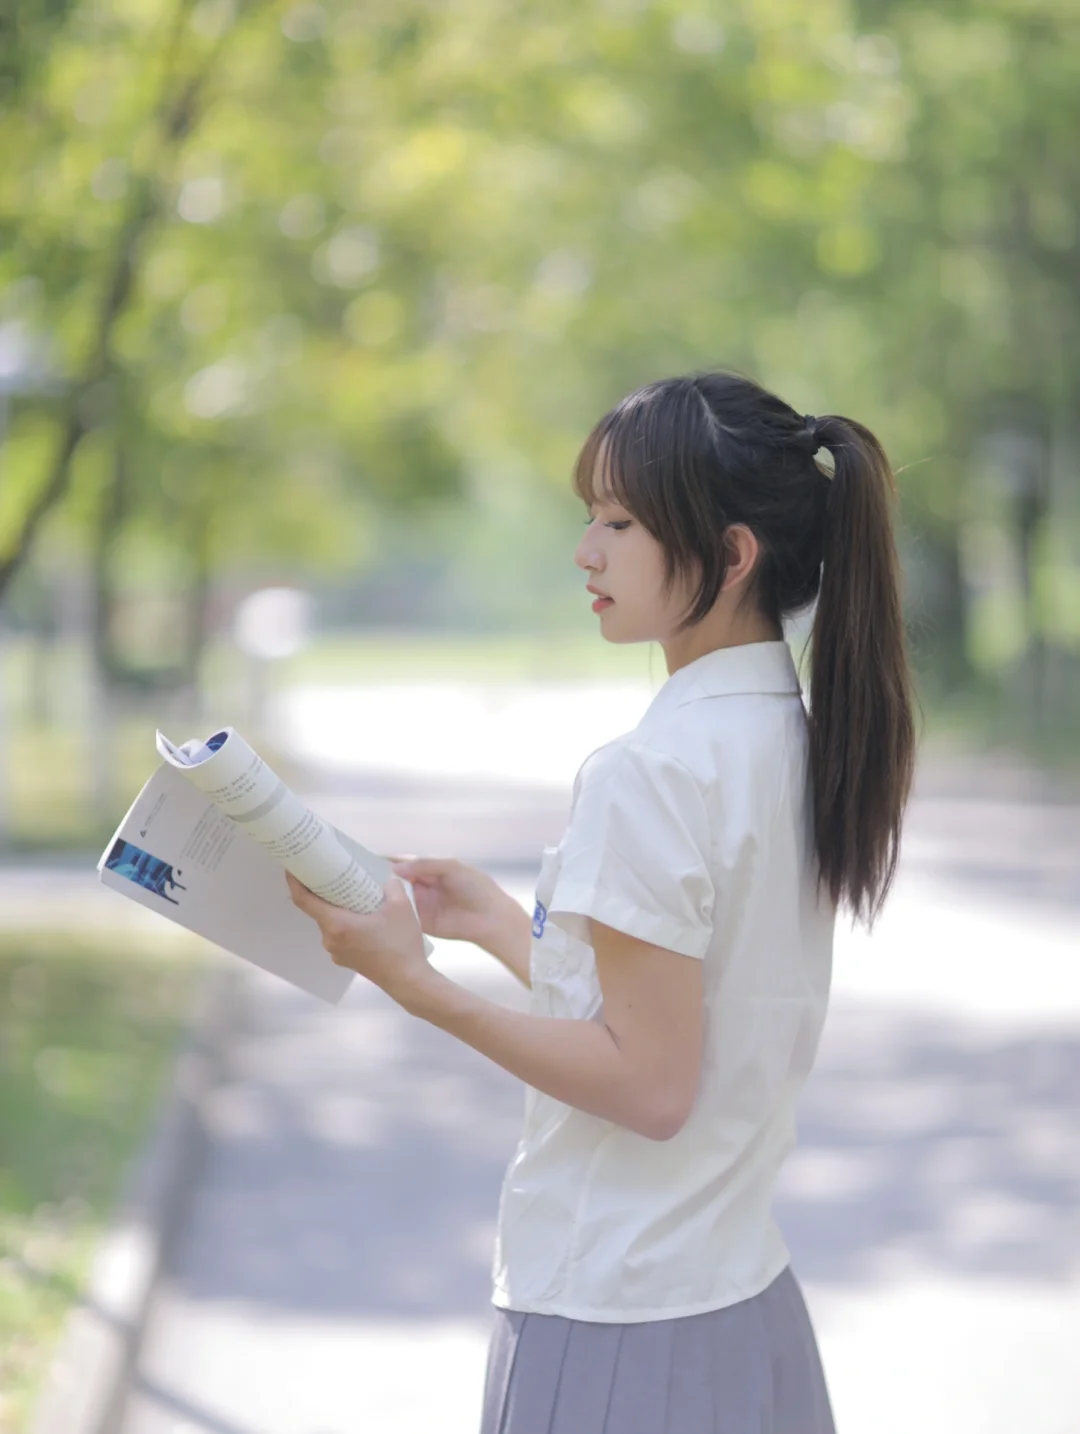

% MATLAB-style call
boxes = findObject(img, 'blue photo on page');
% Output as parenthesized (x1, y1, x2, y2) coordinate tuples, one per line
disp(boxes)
(532, 900, 547, 939)
(105, 838, 188, 907)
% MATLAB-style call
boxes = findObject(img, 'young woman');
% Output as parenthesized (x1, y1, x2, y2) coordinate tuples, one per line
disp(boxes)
(288, 369, 917, 1433)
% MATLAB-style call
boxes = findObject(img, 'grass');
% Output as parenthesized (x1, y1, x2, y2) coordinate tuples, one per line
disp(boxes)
(0, 931, 205, 1434)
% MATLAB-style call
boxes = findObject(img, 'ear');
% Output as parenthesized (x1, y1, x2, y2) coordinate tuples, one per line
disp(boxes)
(720, 523, 762, 592)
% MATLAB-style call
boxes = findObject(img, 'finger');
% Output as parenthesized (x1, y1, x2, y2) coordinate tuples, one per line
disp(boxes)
(285, 871, 309, 903)
(391, 857, 454, 878)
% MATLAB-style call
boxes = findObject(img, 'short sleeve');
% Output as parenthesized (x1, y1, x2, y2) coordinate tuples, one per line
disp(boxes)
(547, 741, 716, 959)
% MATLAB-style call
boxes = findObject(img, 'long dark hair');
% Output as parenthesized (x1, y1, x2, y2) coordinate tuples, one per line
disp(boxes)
(572, 370, 916, 927)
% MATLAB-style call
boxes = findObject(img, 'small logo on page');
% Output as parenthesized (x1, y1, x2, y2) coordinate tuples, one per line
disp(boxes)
(532, 901, 547, 939)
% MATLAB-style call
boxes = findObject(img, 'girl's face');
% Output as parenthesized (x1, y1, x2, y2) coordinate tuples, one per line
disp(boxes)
(573, 482, 697, 645)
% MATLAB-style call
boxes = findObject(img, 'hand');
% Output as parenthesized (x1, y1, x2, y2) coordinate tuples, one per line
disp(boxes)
(286, 871, 433, 1007)
(385, 855, 515, 948)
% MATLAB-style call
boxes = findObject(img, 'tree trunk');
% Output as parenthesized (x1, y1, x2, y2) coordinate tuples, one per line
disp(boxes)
(0, 0, 260, 604)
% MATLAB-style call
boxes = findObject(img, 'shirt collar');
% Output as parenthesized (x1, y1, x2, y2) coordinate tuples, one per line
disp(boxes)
(640, 640, 801, 724)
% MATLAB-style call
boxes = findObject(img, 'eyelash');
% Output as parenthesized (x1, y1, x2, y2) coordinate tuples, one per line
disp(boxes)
(582, 519, 631, 530)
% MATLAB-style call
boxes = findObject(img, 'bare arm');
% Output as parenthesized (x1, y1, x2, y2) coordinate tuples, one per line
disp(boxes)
(404, 915, 704, 1141)
(405, 969, 671, 1139)
(475, 897, 534, 990)
(286, 871, 701, 1140)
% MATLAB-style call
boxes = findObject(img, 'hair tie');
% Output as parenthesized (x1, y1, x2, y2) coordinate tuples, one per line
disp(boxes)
(802, 414, 822, 455)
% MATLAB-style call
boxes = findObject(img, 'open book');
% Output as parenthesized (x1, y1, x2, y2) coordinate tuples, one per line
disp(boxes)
(96, 726, 432, 1004)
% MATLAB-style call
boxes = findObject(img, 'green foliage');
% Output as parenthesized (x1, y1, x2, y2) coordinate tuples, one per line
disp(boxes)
(0, 0, 1078, 707)
(0, 936, 202, 1432)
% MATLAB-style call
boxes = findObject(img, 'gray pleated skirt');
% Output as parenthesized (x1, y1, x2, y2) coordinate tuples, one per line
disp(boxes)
(479, 1264, 835, 1434)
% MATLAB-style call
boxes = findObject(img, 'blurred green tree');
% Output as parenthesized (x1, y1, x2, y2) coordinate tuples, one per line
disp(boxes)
(0, 0, 1076, 726)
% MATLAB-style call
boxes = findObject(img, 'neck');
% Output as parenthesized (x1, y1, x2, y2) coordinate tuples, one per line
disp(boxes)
(661, 610, 783, 677)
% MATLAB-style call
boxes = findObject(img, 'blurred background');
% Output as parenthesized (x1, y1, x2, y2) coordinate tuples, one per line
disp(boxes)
(1, 1, 1078, 1432)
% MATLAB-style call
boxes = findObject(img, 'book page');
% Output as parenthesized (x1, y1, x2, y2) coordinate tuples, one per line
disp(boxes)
(97, 764, 356, 1004)
(156, 727, 386, 916)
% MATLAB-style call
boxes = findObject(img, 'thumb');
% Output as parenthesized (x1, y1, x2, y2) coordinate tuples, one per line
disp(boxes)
(286, 870, 331, 918)
(383, 876, 413, 903)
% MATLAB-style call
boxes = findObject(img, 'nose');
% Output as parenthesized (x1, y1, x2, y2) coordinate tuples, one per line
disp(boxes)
(574, 525, 602, 574)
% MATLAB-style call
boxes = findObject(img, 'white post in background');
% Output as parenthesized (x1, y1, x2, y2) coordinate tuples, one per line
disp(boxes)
(232, 587, 313, 743)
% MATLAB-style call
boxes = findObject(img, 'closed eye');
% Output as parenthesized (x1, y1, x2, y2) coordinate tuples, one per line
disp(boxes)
(582, 519, 631, 529)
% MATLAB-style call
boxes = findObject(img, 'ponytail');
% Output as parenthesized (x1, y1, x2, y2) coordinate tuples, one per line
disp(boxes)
(570, 369, 916, 926)
(809, 415, 916, 926)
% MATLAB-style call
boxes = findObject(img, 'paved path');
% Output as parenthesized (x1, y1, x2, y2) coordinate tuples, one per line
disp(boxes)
(13, 679, 1077, 1434)
(104, 869, 1079, 1434)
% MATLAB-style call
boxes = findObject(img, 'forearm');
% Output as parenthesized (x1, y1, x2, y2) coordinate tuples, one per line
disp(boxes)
(477, 898, 533, 990)
(404, 969, 665, 1139)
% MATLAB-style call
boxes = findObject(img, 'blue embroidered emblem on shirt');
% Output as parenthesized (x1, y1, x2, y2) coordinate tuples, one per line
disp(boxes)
(532, 901, 547, 939)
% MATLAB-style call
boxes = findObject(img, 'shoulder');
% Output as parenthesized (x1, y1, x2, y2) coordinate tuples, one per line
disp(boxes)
(573, 732, 705, 801)
(566, 736, 712, 851)
(569, 693, 808, 816)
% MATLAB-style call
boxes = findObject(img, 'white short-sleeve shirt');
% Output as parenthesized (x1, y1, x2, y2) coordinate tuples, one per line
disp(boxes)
(490, 639, 835, 1323)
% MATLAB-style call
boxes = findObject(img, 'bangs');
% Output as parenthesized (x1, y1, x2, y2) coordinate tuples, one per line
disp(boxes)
(571, 410, 632, 510)
(571, 379, 710, 519)
(567, 381, 685, 516)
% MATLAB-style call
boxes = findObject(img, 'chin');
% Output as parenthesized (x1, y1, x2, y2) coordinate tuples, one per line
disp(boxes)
(598, 616, 650, 645)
